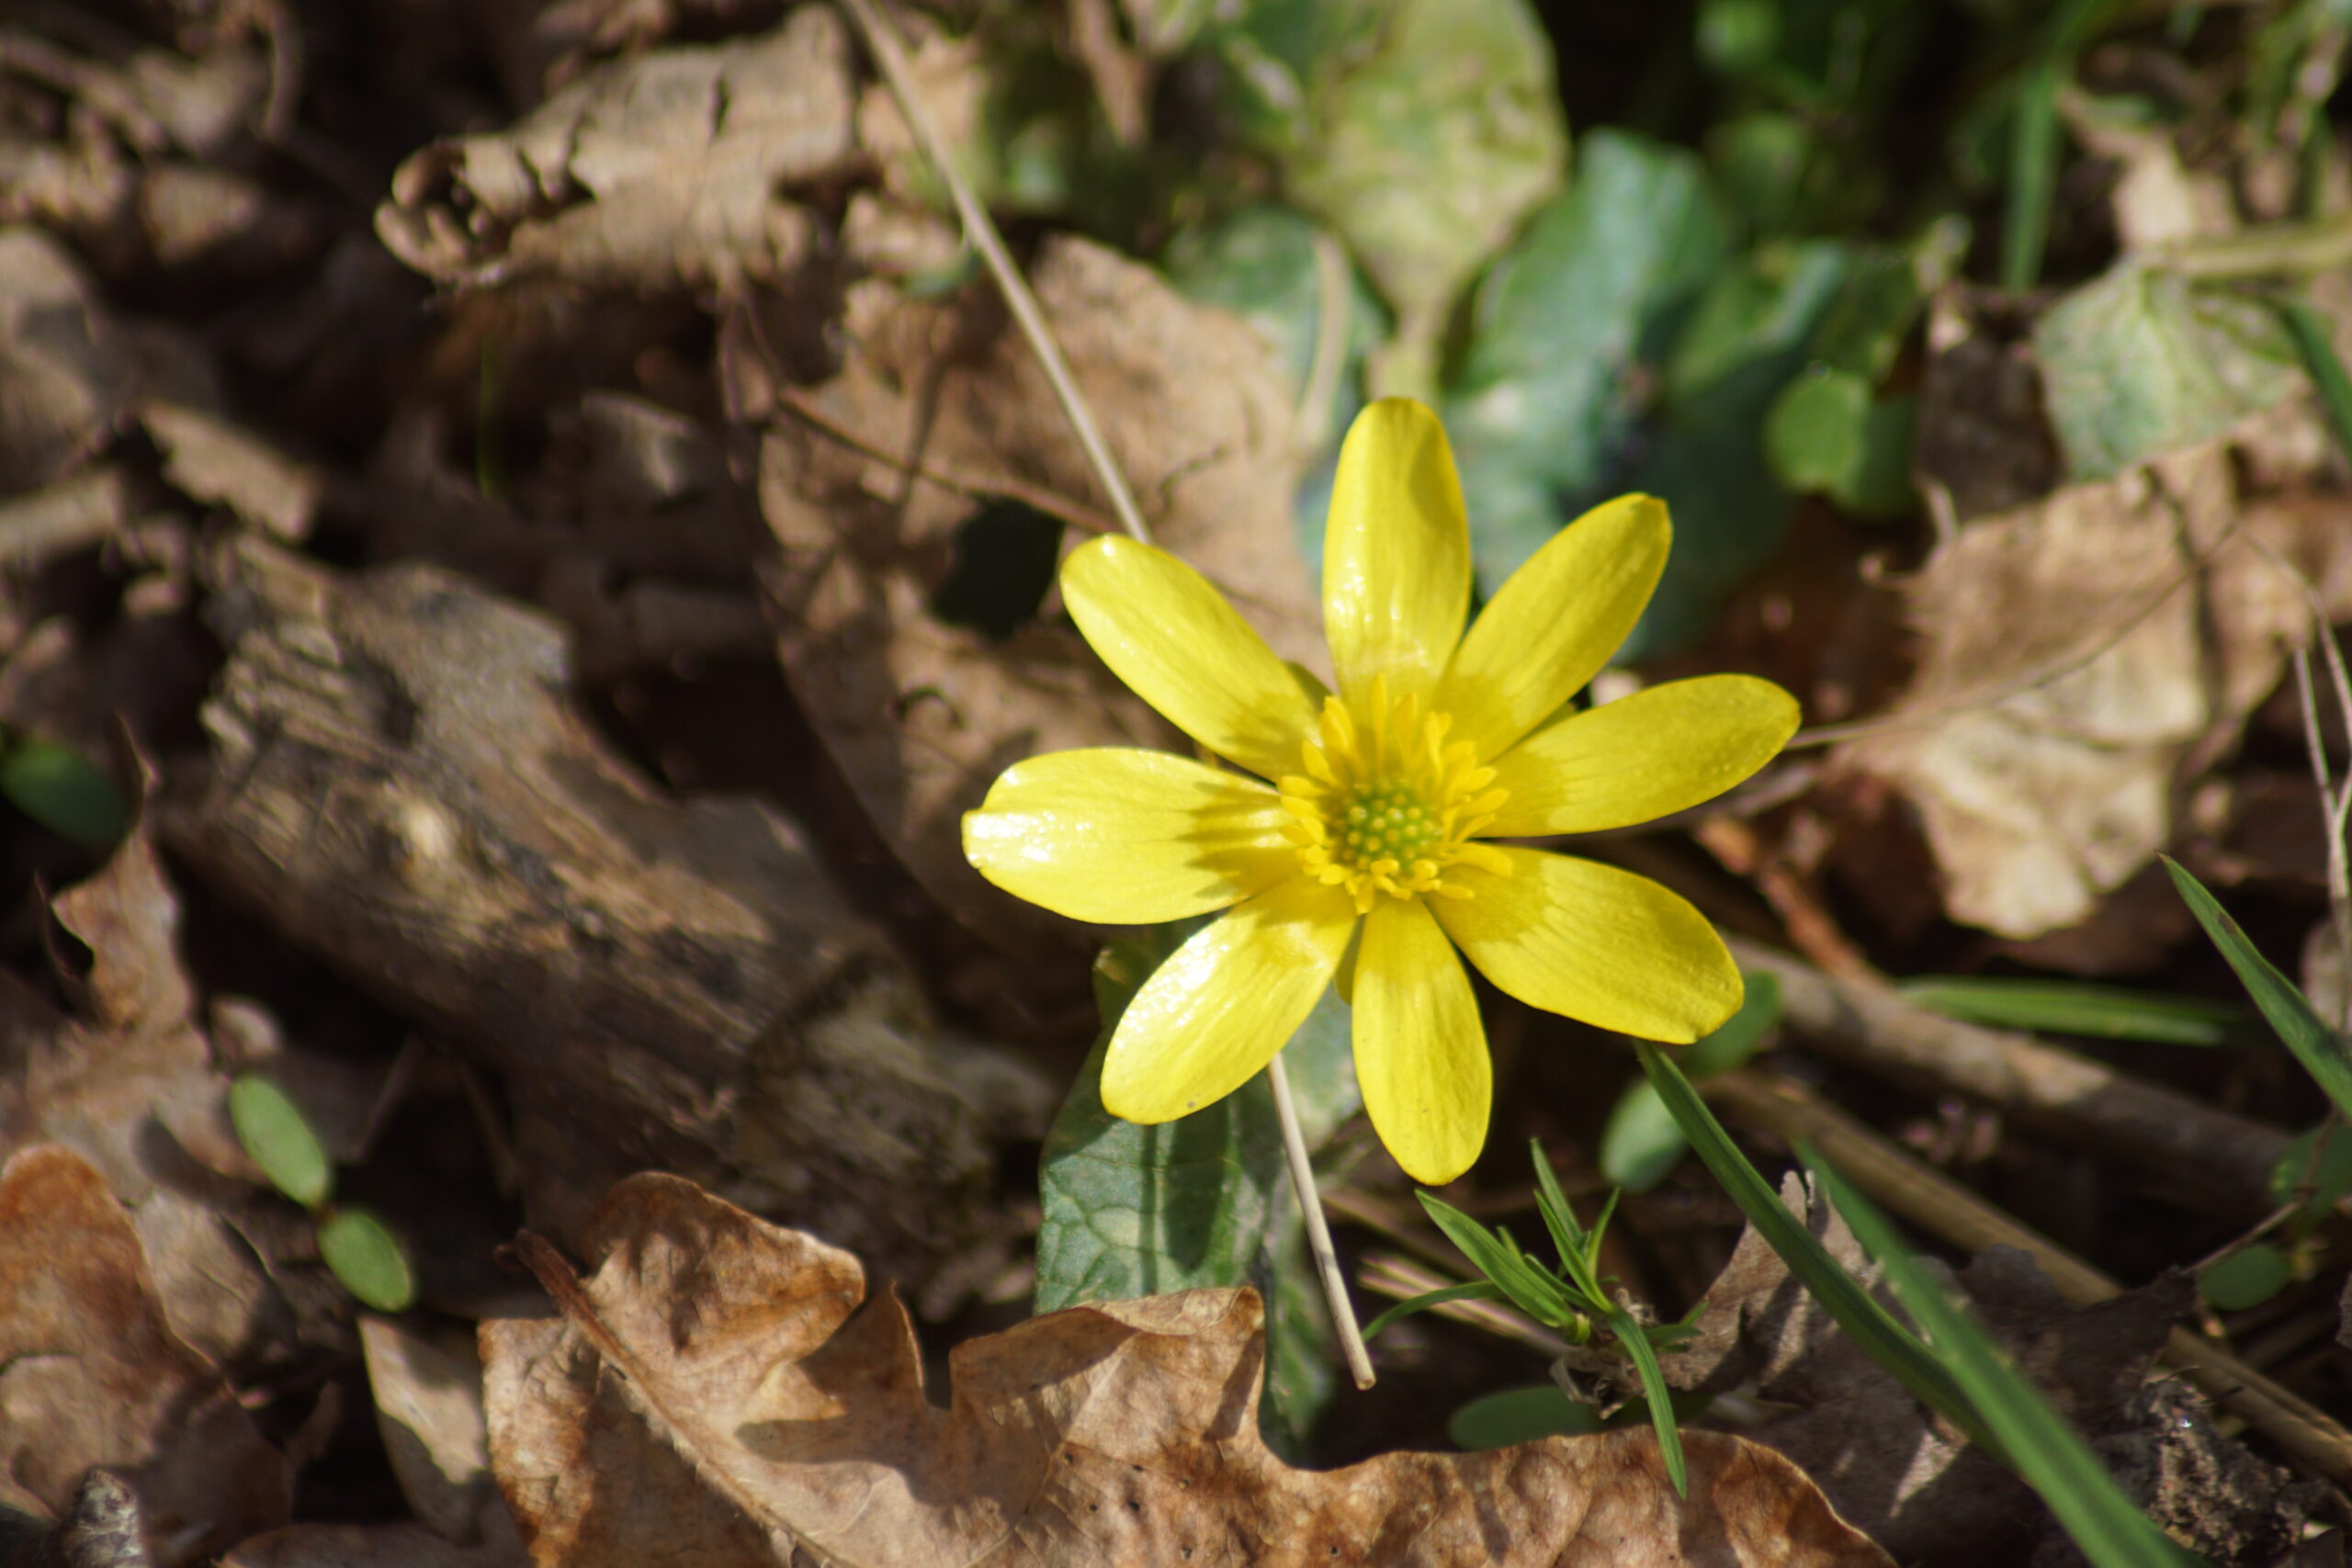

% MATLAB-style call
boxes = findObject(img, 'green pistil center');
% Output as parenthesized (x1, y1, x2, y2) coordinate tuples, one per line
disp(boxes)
(1337, 781, 1439, 870)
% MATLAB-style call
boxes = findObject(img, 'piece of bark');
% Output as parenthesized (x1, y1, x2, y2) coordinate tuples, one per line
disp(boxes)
(164, 537, 1046, 1294)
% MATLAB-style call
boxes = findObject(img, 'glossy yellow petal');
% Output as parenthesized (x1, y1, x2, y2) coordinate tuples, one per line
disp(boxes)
(1354, 899, 1489, 1184)
(1434, 847, 1741, 1042)
(1101, 877, 1357, 1123)
(963, 749, 1296, 924)
(1062, 536, 1321, 781)
(1437, 494, 1669, 760)
(1323, 399, 1472, 709)
(1483, 675, 1800, 837)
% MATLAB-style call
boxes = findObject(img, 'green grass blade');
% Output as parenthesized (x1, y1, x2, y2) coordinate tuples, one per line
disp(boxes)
(2162, 857, 2352, 1119)
(1897, 976, 2253, 1046)
(1528, 1142, 1607, 1299)
(1419, 1194, 1575, 1325)
(2279, 294, 2352, 463)
(1361, 1281, 1507, 1339)
(1806, 1154, 2207, 1568)
(2001, 55, 2063, 292)
(1606, 1305, 1689, 1497)
(1634, 1043, 1996, 1454)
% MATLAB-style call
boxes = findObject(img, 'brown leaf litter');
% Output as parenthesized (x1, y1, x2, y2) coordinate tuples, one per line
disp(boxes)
(166, 537, 1047, 1296)
(482, 1170, 1893, 1568)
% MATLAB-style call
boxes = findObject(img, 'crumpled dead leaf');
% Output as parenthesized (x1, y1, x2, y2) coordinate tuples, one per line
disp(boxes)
(0, 1145, 287, 1566)
(482, 1171, 1892, 1568)
(742, 236, 1318, 949)
(376, 7, 857, 292)
(1839, 442, 2350, 938)
(0, 226, 134, 494)
(1660, 1175, 2237, 1566)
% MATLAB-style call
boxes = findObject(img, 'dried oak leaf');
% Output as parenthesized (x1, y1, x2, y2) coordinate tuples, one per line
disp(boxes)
(1838, 442, 2348, 938)
(0, 1145, 286, 1567)
(483, 1172, 1891, 1568)
(376, 6, 856, 293)
(747, 237, 1317, 949)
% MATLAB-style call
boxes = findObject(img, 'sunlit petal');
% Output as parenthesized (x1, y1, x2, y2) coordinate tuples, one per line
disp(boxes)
(1101, 877, 1357, 1123)
(1062, 537, 1322, 781)
(1323, 399, 1472, 709)
(963, 749, 1296, 924)
(1354, 899, 1489, 1184)
(1483, 676, 1800, 837)
(1437, 494, 1669, 760)
(1435, 847, 1741, 1041)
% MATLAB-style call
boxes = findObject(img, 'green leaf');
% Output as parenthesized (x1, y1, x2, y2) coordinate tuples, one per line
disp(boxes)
(0, 739, 128, 848)
(1601, 973, 1783, 1191)
(2035, 266, 2301, 479)
(2199, 1244, 2294, 1313)
(1268, 0, 1568, 394)
(1447, 1384, 1601, 1449)
(1605, 1305, 1688, 1497)
(228, 1072, 334, 1210)
(1035, 923, 1360, 1450)
(318, 1207, 417, 1313)
(1896, 976, 2256, 1047)
(1418, 1194, 1576, 1327)
(2267, 1123, 2352, 1227)
(1808, 1155, 2209, 1568)
(2279, 294, 2352, 466)
(1443, 130, 1732, 590)
(1361, 1280, 1508, 1340)
(1634, 1043, 1995, 1453)
(2163, 857, 2352, 1120)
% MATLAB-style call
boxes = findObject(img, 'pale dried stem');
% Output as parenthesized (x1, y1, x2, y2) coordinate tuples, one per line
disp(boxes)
(1704, 1068, 2352, 1484)
(835, 0, 1373, 1380)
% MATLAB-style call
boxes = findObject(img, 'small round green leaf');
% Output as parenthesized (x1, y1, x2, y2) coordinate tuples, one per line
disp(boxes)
(2199, 1244, 2292, 1313)
(2270, 1123, 2352, 1225)
(319, 1208, 417, 1313)
(1600, 1083, 1689, 1193)
(1446, 1384, 1601, 1450)
(228, 1073, 333, 1209)
(0, 740, 128, 848)
(1766, 367, 1870, 492)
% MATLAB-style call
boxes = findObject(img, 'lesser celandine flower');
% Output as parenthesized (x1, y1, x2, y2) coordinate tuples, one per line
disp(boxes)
(963, 398, 1797, 1184)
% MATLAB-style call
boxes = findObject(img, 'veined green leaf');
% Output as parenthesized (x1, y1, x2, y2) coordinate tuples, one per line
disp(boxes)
(1808, 1155, 2208, 1568)
(2163, 857, 2352, 1120)
(1897, 976, 2254, 1047)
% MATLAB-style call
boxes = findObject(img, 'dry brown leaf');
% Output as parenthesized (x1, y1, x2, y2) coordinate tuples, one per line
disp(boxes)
(361, 1318, 496, 1544)
(745, 237, 1317, 949)
(482, 1172, 1892, 1568)
(0, 227, 134, 494)
(0, 1145, 287, 1567)
(139, 400, 321, 541)
(376, 7, 857, 292)
(1839, 443, 2349, 938)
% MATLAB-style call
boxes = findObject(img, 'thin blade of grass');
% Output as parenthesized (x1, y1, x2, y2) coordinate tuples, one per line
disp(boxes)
(1419, 1194, 1575, 1325)
(1896, 976, 2254, 1046)
(1361, 1281, 1507, 1339)
(2162, 856, 2352, 1119)
(1528, 1142, 1607, 1300)
(1634, 1043, 1997, 1455)
(2279, 294, 2352, 462)
(1604, 1305, 1689, 1497)
(1805, 1153, 2208, 1568)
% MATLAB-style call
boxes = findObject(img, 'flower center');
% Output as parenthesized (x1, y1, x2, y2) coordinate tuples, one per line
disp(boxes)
(1280, 674, 1512, 913)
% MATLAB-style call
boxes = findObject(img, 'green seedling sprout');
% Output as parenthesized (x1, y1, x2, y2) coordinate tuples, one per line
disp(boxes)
(229, 1070, 417, 1313)
(1364, 1142, 1700, 1495)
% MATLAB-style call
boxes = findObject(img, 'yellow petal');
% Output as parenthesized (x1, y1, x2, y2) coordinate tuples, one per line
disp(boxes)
(1434, 847, 1741, 1042)
(1062, 537, 1321, 782)
(1101, 877, 1357, 1123)
(1437, 494, 1669, 760)
(1354, 899, 1489, 1184)
(962, 749, 1296, 924)
(1323, 399, 1472, 710)
(1483, 675, 1800, 837)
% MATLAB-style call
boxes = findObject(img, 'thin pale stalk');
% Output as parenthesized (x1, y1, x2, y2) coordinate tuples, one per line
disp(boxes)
(1269, 1054, 1375, 1389)
(836, 0, 1148, 546)
(837, 0, 1374, 1383)
(2292, 649, 2352, 1036)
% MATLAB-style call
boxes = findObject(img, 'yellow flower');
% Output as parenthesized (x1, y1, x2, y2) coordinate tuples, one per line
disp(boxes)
(963, 399, 1797, 1184)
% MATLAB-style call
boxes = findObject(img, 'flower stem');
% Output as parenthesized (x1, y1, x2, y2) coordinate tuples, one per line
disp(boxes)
(1268, 1055, 1375, 1389)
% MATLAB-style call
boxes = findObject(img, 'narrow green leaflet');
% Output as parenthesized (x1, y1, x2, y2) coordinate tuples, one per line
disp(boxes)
(2199, 1244, 2292, 1313)
(1634, 1043, 1995, 1454)
(2280, 293, 2352, 463)
(319, 1207, 418, 1314)
(2034, 265, 2301, 479)
(1035, 921, 1359, 1449)
(0, 738, 129, 848)
(1602, 973, 1783, 1191)
(2163, 857, 2352, 1119)
(1604, 1304, 1688, 1496)
(1896, 976, 2254, 1047)
(1807, 1156, 2208, 1568)
(229, 1072, 333, 1210)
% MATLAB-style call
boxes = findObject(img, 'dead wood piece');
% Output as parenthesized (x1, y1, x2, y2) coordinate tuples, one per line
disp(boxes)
(164, 537, 1046, 1292)
(1729, 936, 2291, 1217)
